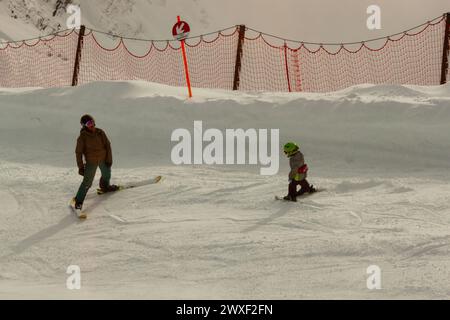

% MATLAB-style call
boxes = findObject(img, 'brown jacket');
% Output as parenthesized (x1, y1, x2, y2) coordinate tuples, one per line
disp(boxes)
(75, 128, 112, 168)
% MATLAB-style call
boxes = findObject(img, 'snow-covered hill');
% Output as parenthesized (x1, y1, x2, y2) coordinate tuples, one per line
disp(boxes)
(1, 0, 449, 44)
(1, 82, 450, 298)
(0, 0, 219, 41)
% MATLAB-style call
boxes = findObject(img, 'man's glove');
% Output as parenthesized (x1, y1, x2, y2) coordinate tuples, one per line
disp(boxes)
(78, 165, 85, 176)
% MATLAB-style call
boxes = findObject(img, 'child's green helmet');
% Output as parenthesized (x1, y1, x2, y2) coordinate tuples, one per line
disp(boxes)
(284, 142, 299, 156)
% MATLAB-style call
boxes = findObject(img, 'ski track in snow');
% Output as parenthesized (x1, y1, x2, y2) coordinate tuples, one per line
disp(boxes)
(1, 82, 450, 298)
(2, 164, 450, 298)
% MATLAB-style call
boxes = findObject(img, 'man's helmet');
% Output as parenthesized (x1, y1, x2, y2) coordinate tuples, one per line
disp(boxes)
(80, 114, 95, 127)
(283, 142, 299, 157)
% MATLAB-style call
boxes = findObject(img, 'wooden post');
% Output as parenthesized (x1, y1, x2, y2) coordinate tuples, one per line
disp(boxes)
(284, 42, 292, 92)
(233, 25, 246, 91)
(440, 13, 450, 85)
(72, 25, 86, 87)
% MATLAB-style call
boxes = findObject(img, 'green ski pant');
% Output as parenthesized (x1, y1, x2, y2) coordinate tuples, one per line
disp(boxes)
(76, 162, 111, 204)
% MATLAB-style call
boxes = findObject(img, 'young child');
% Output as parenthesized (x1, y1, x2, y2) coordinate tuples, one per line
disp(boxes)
(72, 114, 118, 210)
(283, 142, 316, 202)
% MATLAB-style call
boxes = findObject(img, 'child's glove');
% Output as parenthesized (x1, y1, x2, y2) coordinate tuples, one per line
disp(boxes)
(298, 164, 308, 174)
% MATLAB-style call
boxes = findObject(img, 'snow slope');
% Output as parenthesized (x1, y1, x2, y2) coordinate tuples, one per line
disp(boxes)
(1, 82, 450, 299)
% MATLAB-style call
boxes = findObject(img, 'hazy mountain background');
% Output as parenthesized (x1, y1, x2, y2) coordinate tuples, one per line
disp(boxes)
(0, 0, 449, 43)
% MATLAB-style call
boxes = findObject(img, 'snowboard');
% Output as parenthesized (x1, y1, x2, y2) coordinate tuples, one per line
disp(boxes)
(97, 175, 162, 195)
(275, 188, 324, 201)
(69, 198, 87, 220)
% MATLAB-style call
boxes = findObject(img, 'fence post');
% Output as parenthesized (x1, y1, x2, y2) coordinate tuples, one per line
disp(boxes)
(440, 13, 450, 85)
(284, 42, 292, 92)
(233, 25, 246, 91)
(72, 25, 86, 86)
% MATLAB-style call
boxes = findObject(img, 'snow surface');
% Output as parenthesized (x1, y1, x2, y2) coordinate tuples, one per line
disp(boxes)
(1, 81, 450, 299)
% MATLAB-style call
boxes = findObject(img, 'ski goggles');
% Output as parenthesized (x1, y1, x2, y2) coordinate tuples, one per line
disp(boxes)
(284, 150, 295, 156)
(84, 120, 95, 128)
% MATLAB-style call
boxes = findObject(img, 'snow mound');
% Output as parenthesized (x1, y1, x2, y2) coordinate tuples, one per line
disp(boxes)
(1, 81, 450, 299)
(1, 81, 450, 174)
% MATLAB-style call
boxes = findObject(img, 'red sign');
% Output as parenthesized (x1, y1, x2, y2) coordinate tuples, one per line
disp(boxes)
(172, 21, 190, 40)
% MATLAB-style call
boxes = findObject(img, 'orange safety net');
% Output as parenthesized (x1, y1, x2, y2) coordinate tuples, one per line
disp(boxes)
(0, 15, 448, 92)
(0, 30, 78, 88)
(241, 15, 447, 92)
(78, 28, 239, 90)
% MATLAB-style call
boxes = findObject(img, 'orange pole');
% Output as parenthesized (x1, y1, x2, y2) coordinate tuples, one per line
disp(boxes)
(178, 16, 192, 98)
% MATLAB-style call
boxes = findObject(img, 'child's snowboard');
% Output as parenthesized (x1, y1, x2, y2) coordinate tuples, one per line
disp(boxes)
(275, 188, 324, 201)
